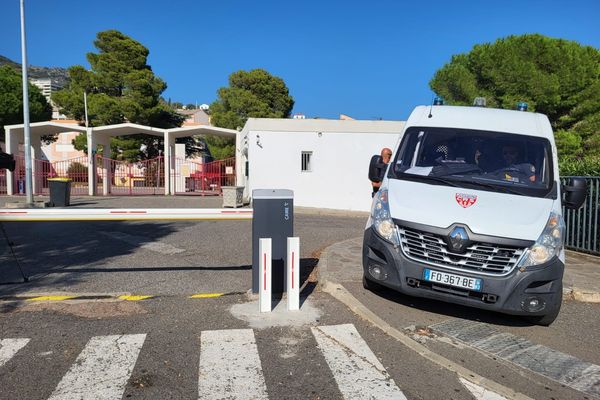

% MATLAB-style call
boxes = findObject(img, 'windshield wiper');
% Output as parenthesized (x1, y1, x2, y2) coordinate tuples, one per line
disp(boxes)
(452, 178, 522, 195)
(420, 176, 461, 187)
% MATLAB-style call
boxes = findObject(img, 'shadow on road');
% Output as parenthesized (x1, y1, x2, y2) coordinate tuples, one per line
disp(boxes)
(0, 220, 178, 295)
(365, 283, 536, 327)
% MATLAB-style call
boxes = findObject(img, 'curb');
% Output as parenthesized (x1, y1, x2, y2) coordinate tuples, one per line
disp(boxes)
(563, 287, 600, 303)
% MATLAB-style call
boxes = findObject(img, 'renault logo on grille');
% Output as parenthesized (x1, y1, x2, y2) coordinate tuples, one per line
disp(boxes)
(448, 226, 470, 253)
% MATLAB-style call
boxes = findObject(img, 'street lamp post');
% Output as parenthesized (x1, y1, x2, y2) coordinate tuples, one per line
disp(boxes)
(19, 0, 33, 205)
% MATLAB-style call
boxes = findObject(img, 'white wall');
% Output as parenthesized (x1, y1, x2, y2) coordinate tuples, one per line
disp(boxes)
(248, 130, 401, 211)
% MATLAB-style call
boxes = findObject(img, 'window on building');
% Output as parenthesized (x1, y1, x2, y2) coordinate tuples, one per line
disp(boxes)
(301, 151, 312, 172)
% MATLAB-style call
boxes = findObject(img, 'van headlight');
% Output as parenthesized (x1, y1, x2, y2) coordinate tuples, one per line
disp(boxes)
(519, 212, 565, 268)
(371, 189, 400, 246)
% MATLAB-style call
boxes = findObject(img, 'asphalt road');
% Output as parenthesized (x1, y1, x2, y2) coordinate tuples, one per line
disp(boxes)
(0, 196, 367, 296)
(0, 293, 491, 400)
(1, 196, 599, 399)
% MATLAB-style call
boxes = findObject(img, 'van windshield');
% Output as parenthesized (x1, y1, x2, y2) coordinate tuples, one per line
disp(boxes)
(389, 127, 555, 198)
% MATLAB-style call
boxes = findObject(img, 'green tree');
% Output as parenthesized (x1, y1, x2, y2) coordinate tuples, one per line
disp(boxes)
(0, 65, 52, 142)
(211, 68, 294, 130)
(208, 69, 294, 159)
(430, 34, 600, 166)
(53, 30, 185, 161)
(204, 135, 236, 160)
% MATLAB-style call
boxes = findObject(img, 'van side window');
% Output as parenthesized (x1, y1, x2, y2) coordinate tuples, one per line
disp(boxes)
(393, 131, 420, 172)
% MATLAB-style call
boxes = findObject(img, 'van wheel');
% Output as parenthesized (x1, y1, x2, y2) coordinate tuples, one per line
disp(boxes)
(527, 287, 562, 326)
(527, 308, 560, 326)
(363, 275, 382, 291)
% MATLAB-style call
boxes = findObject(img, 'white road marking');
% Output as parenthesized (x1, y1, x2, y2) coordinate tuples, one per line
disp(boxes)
(311, 324, 407, 400)
(0, 338, 30, 367)
(460, 377, 508, 400)
(99, 231, 185, 255)
(48, 334, 146, 400)
(199, 329, 268, 400)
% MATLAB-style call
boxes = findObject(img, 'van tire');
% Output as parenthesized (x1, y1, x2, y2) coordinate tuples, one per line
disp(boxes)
(363, 275, 382, 291)
(528, 307, 560, 326)
(527, 285, 562, 326)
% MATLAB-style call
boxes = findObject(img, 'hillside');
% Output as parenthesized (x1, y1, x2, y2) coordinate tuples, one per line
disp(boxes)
(0, 55, 69, 87)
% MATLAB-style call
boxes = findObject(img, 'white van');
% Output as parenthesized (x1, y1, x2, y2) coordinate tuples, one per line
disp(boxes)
(363, 104, 587, 325)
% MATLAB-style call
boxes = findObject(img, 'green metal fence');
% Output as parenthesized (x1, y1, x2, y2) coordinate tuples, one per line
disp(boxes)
(562, 177, 600, 255)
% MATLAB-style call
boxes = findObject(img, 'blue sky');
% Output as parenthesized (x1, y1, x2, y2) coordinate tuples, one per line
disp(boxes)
(1, 0, 599, 120)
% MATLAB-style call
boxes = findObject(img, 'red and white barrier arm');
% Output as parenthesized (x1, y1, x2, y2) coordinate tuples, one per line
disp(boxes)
(0, 208, 253, 222)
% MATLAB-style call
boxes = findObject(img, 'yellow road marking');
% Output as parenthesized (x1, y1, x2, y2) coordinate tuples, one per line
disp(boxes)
(27, 296, 76, 301)
(118, 295, 154, 301)
(189, 293, 224, 299)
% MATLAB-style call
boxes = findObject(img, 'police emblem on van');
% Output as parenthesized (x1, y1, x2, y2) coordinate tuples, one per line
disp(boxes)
(455, 193, 477, 208)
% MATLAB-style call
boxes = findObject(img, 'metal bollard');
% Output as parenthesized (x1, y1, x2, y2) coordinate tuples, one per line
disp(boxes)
(287, 237, 300, 311)
(259, 238, 272, 313)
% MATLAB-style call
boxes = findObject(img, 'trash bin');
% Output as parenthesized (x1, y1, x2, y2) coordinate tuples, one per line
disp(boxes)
(48, 178, 72, 207)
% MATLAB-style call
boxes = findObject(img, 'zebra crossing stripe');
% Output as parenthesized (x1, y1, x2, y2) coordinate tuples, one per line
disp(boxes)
(311, 324, 407, 400)
(0, 338, 30, 367)
(199, 329, 268, 400)
(48, 334, 146, 400)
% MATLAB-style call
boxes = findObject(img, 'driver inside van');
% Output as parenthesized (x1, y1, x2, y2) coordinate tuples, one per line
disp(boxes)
(501, 144, 536, 183)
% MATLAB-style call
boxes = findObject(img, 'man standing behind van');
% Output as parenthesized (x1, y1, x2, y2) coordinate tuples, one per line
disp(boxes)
(369, 148, 392, 197)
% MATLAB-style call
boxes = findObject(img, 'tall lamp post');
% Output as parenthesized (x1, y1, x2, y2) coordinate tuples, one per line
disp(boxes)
(20, 0, 33, 205)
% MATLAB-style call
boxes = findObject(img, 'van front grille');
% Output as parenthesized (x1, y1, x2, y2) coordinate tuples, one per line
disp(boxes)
(397, 227, 525, 276)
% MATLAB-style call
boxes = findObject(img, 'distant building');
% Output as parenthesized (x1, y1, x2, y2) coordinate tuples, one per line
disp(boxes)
(41, 120, 87, 162)
(178, 108, 211, 126)
(30, 78, 66, 120)
(292, 113, 306, 119)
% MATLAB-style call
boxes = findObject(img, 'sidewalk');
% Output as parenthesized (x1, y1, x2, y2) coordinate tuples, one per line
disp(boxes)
(318, 236, 600, 303)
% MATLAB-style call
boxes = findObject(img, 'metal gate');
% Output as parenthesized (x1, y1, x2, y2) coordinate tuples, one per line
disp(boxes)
(0, 170, 6, 195)
(171, 157, 235, 195)
(562, 176, 600, 255)
(97, 156, 165, 196)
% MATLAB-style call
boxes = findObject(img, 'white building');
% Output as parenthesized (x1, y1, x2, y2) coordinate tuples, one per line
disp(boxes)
(237, 118, 405, 212)
(30, 78, 66, 120)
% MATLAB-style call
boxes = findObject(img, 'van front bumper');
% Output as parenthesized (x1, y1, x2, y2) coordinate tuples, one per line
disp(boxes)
(362, 227, 563, 317)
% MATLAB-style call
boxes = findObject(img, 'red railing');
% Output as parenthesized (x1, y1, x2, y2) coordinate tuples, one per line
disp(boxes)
(0, 170, 6, 195)
(10, 155, 89, 195)
(171, 157, 235, 195)
(4, 155, 233, 197)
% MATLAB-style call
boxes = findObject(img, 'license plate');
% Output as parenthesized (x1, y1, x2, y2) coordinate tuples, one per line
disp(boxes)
(423, 269, 482, 291)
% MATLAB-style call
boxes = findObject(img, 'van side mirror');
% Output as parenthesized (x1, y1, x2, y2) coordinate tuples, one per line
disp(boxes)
(368, 155, 385, 182)
(562, 177, 588, 209)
